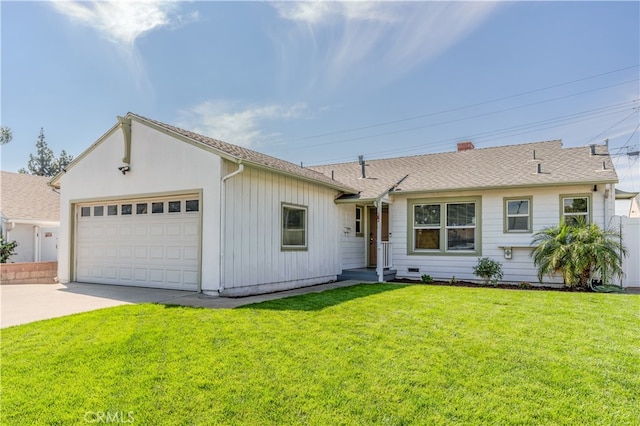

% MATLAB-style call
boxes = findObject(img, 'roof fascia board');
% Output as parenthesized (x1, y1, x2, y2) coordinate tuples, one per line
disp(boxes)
(388, 180, 619, 196)
(245, 161, 357, 194)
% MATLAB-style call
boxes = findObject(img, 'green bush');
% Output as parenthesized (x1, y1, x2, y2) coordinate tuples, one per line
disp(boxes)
(0, 235, 18, 263)
(421, 274, 433, 284)
(473, 257, 504, 285)
(531, 221, 627, 289)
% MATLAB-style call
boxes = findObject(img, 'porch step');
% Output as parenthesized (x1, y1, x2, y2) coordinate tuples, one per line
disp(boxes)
(337, 268, 397, 282)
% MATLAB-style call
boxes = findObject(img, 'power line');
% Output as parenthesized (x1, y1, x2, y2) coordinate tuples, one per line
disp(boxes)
(288, 80, 637, 155)
(585, 107, 639, 145)
(303, 103, 637, 165)
(274, 64, 639, 145)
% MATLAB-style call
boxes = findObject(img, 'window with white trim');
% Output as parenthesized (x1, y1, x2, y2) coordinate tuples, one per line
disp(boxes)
(282, 204, 307, 250)
(562, 196, 589, 225)
(504, 198, 531, 233)
(411, 198, 479, 254)
(355, 207, 363, 236)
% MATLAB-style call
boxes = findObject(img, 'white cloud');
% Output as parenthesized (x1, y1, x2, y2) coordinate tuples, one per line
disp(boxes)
(177, 102, 308, 147)
(272, 1, 500, 89)
(50, 0, 197, 46)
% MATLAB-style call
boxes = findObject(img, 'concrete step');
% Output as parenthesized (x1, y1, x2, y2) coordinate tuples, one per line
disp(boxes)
(337, 268, 397, 282)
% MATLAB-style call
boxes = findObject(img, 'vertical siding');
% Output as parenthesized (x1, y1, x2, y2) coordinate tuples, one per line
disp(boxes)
(391, 185, 612, 285)
(222, 163, 341, 294)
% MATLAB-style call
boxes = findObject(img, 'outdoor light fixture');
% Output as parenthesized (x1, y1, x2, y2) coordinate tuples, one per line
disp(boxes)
(118, 165, 130, 175)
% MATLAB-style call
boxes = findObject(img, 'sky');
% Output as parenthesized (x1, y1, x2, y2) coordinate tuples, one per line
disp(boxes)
(1, 1, 639, 214)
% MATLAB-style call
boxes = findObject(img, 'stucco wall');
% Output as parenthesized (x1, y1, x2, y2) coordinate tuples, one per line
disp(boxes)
(5, 224, 34, 263)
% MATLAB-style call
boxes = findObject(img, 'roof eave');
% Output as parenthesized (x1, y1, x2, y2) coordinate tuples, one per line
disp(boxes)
(387, 179, 619, 196)
(130, 114, 358, 194)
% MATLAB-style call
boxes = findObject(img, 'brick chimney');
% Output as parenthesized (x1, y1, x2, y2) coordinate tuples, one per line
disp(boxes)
(457, 141, 475, 151)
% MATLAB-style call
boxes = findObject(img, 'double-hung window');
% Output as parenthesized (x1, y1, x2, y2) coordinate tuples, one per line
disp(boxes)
(282, 204, 307, 250)
(504, 197, 532, 233)
(561, 195, 590, 225)
(410, 197, 480, 254)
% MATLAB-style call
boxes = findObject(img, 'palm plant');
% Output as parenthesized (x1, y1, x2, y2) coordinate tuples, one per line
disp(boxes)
(531, 221, 627, 289)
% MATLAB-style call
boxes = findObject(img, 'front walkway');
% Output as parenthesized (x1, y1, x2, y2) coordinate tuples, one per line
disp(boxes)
(1, 280, 370, 328)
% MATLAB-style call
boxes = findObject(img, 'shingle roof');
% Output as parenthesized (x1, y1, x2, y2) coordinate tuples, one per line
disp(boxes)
(128, 113, 358, 194)
(1, 171, 60, 221)
(309, 140, 618, 200)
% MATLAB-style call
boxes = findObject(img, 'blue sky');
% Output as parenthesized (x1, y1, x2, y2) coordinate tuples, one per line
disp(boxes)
(2, 1, 639, 212)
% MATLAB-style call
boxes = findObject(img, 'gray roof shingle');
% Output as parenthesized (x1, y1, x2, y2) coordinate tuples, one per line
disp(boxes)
(1, 171, 60, 221)
(309, 140, 618, 200)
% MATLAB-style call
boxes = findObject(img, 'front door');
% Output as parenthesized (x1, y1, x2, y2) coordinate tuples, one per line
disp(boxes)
(368, 207, 389, 266)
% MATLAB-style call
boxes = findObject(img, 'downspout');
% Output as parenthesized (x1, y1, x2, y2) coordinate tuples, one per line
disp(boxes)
(34, 226, 41, 262)
(219, 162, 244, 294)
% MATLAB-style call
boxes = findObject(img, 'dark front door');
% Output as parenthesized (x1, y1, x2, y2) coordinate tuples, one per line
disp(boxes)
(369, 207, 389, 267)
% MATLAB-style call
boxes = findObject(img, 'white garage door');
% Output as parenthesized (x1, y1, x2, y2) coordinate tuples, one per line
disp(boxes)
(75, 195, 201, 290)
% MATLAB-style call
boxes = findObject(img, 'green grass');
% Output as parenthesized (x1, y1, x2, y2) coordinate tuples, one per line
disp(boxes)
(2, 284, 639, 425)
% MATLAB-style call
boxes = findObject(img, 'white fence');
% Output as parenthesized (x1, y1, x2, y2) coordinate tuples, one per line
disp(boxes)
(614, 216, 640, 288)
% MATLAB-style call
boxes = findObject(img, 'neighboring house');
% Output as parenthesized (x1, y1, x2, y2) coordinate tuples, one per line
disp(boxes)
(615, 189, 640, 218)
(0, 171, 60, 263)
(51, 113, 623, 295)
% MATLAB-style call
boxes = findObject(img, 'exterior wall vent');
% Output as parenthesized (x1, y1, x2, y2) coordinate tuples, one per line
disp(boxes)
(408, 267, 420, 273)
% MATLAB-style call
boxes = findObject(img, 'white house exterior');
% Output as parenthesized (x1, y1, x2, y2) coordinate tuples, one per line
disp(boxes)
(0, 171, 60, 263)
(53, 114, 630, 295)
(51, 114, 355, 296)
(311, 140, 623, 287)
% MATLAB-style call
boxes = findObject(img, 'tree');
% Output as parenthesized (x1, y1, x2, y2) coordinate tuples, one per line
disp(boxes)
(19, 128, 73, 177)
(531, 221, 627, 289)
(0, 126, 12, 145)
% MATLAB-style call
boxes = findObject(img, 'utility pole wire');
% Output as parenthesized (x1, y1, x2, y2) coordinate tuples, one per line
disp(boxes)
(273, 65, 639, 145)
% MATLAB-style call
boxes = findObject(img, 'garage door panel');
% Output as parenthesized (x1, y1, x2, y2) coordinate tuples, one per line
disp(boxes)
(76, 195, 200, 290)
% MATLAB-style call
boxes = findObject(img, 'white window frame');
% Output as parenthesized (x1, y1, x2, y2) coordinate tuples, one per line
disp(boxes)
(281, 203, 308, 251)
(560, 194, 591, 225)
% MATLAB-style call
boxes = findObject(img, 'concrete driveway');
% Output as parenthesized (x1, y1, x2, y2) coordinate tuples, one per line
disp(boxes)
(1, 283, 196, 328)
(1, 280, 365, 328)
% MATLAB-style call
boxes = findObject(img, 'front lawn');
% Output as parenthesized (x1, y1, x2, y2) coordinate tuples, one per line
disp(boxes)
(2, 284, 638, 425)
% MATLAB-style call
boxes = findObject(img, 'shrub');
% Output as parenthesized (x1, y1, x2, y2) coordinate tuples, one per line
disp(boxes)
(519, 281, 532, 289)
(421, 274, 433, 284)
(0, 235, 18, 263)
(473, 257, 504, 285)
(449, 276, 457, 285)
(531, 221, 627, 289)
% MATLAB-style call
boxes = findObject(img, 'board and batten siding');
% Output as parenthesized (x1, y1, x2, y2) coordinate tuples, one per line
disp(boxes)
(338, 204, 367, 270)
(220, 161, 342, 296)
(390, 184, 615, 285)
